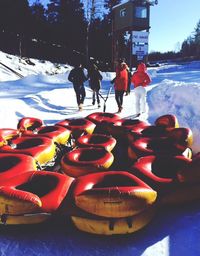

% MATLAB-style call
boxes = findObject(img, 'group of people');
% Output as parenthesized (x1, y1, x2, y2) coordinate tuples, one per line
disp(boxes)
(68, 59, 151, 115)
(68, 61, 102, 111)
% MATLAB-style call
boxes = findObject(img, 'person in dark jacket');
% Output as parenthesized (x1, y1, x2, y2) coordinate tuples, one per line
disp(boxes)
(87, 62, 103, 108)
(68, 63, 87, 111)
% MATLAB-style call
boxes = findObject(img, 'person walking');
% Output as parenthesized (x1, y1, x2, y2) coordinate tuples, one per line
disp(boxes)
(111, 59, 129, 113)
(87, 61, 103, 108)
(68, 62, 87, 111)
(131, 62, 151, 116)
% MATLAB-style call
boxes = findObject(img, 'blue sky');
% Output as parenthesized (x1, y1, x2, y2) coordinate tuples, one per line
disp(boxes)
(29, 0, 199, 53)
(148, 0, 200, 52)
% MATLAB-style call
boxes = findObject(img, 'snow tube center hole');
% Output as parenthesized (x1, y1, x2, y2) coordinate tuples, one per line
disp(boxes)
(93, 175, 138, 188)
(0, 156, 21, 173)
(17, 176, 58, 197)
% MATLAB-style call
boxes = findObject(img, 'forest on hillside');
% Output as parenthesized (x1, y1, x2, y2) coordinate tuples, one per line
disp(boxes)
(0, 0, 199, 69)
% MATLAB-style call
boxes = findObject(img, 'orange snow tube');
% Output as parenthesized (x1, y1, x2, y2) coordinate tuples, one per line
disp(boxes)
(0, 171, 74, 224)
(61, 147, 114, 177)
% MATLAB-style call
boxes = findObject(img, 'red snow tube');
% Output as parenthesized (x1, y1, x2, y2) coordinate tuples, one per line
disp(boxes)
(168, 127, 193, 147)
(17, 117, 44, 133)
(108, 118, 149, 140)
(0, 128, 20, 145)
(61, 147, 114, 177)
(0, 138, 4, 147)
(131, 155, 191, 193)
(127, 125, 171, 144)
(86, 112, 121, 125)
(0, 136, 57, 167)
(127, 126, 193, 147)
(25, 125, 72, 146)
(177, 154, 200, 183)
(0, 171, 74, 224)
(71, 171, 157, 218)
(155, 114, 179, 128)
(0, 153, 37, 185)
(128, 137, 192, 161)
(56, 118, 96, 139)
(76, 134, 116, 152)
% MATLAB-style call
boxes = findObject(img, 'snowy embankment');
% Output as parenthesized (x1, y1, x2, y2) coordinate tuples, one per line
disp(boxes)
(147, 61, 200, 153)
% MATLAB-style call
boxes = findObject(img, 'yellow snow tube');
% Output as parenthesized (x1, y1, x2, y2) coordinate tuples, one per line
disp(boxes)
(0, 136, 57, 167)
(0, 213, 51, 225)
(72, 171, 157, 218)
(71, 206, 156, 235)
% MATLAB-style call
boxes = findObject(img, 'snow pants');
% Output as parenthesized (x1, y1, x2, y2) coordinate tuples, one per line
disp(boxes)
(74, 86, 86, 106)
(134, 86, 147, 114)
(115, 90, 125, 108)
(92, 89, 100, 104)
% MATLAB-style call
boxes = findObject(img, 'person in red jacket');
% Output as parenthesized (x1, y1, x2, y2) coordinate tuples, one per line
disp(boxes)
(111, 59, 129, 113)
(131, 62, 151, 116)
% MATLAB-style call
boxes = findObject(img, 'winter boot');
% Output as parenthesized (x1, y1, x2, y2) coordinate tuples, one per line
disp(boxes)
(117, 106, 123, 113)
(92, 100, 95, 105)
(78, 104, 83, 111)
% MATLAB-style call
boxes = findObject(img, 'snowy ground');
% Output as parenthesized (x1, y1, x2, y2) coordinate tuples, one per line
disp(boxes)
(1, 51, 200, 255)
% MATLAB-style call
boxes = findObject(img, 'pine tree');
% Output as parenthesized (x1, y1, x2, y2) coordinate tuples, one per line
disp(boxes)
(46, 0, 86, 56)
(194, 20, 200, 57)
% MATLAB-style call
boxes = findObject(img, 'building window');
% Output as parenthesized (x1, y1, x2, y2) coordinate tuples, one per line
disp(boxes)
(120, 8, 126, 17)
(135, 6, 147, 18)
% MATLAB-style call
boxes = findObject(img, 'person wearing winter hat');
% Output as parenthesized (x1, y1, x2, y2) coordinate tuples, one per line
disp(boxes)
(68, 62, 87, 111)
(131, 62, 151, 116)
(111, 59, 129, 113)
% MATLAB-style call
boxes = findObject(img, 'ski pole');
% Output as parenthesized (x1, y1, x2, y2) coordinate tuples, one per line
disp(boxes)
(103, 86, 112, 112)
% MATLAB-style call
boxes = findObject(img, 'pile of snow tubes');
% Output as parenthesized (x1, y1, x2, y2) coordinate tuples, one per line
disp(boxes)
(0, 113, 199, 236)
